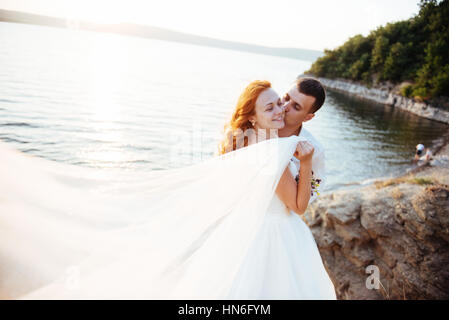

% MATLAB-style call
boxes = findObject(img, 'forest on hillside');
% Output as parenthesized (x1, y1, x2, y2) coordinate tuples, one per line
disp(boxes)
(306, 0, 449, 101)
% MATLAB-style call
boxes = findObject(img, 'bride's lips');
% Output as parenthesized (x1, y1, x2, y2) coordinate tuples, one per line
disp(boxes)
(272, 115, 284, 122)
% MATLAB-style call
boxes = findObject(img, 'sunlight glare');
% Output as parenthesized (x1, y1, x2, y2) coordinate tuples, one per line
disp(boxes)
(79, 33, 131, 167)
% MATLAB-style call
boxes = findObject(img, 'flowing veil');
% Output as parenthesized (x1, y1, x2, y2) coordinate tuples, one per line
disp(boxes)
(0, 135, 307, 299)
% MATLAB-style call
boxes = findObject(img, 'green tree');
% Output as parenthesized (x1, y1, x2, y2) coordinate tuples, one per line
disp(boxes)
(382, 42, 414, 82)
(306, 0, 449, 100)
(371, 36, 389, 73)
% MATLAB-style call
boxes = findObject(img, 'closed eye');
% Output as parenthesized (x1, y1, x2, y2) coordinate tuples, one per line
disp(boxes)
(293, 101, 303, 110)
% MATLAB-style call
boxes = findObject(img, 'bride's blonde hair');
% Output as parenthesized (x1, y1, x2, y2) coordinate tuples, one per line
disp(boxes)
(218, 80, 271, 155)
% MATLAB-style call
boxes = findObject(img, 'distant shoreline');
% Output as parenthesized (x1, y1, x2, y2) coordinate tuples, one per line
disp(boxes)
(0, 9, 322, 62)
(312, 76, 449, 125)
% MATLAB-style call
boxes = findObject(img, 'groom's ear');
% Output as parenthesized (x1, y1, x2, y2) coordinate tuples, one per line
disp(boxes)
(303, 113, 315, 122)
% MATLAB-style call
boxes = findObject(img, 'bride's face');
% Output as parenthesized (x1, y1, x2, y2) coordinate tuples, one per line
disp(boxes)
(250, 88, 285, 130)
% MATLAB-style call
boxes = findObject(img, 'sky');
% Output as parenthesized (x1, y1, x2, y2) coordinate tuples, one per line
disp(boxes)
(0, 0, 421, 51)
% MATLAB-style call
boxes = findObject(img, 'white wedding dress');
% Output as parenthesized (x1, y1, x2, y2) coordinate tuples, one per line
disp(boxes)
(226, 161, 336, 299)
(0, 135, 336, 300)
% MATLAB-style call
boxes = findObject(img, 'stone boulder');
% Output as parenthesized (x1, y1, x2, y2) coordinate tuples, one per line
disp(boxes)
(303, 181, 449, 299)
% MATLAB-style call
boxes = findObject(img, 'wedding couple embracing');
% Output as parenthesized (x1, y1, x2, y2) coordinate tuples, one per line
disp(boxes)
(0, 78, 336, 300)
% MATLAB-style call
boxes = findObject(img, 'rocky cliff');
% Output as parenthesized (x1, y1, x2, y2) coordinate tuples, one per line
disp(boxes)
(314, 77, 449, 125)
(303, 144, 449, 299)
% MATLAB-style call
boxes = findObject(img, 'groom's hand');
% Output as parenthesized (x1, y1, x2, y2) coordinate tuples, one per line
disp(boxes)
(294, 141, 314, 162)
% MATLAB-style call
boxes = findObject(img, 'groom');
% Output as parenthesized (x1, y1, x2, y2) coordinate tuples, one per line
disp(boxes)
(278, 77, 326, 204)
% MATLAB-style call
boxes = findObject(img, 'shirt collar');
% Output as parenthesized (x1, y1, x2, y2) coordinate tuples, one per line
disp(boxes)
(297, 125, 308, 138)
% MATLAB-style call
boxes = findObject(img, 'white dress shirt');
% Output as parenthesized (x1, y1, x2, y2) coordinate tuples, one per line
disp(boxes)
(287, 126, 326, 205)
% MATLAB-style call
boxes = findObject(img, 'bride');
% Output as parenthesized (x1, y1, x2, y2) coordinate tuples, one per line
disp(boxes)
(0, 80, 336, 300)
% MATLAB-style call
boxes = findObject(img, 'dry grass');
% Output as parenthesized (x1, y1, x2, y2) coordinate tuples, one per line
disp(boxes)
(374, 176, 435, 189)
(379, 279, 391, 300)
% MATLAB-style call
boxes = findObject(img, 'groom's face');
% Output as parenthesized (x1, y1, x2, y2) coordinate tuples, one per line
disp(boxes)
(282, 86, 315, 127)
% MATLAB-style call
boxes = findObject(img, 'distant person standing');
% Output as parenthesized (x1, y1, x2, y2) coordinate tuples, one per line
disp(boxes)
(414, 144, 433, 162)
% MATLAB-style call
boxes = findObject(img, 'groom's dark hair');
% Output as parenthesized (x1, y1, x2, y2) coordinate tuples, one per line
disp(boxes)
(296, 77, 326, 113)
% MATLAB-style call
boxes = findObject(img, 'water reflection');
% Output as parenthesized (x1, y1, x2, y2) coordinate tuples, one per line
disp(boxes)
(318, 90, 449, 190)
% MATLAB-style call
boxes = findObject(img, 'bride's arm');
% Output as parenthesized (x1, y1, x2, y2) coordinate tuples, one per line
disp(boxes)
(275, 158, 312, 216)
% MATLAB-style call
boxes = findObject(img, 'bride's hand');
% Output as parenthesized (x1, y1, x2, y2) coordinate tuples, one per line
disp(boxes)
(294, 141, 314, 162)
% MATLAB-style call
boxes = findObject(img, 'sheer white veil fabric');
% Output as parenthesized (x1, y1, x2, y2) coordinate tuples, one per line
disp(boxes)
(0, 135, 307, 299)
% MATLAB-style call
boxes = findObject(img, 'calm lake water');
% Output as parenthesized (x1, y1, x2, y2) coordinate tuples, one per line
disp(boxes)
(1, 22, 448, 191)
